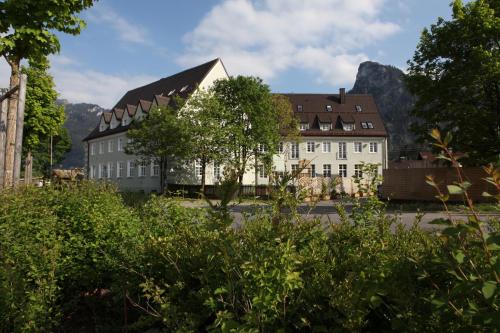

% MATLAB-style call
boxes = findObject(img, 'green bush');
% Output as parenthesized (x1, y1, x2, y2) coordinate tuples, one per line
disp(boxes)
(0, 182, 141, 332)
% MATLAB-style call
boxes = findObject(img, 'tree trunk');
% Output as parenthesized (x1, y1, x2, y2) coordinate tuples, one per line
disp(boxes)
(24, 150, 33, 185)
(3, 60, 20, 188)
(13, 74, 27, 186)
(160, 158, 166, 194)
(0, 99, 8, 188)
(254, 150, 258, 197)
(201, 158, 206, 195)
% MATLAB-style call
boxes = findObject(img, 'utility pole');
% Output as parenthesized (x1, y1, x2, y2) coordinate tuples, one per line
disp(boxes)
(13, 74, 27, 186)
(0, 99, 7, 187)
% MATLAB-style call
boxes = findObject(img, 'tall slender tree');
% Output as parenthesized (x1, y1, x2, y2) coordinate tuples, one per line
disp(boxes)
(22, 62, 69, 179)
(0, 0, 96, 186)
(406, 0, 499, 164)
(181, 89, 228, 194)
(211, 76, 281, 190)
(126, 104, 191, 194)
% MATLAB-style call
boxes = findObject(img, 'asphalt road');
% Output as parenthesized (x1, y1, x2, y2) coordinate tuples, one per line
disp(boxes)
(226, 202, 499, 231)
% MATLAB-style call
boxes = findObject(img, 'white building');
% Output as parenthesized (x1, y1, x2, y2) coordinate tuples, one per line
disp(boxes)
(83, 59, 388, 193)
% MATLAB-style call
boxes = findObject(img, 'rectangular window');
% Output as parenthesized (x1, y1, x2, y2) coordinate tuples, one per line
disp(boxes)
(299, 123, 309, 131)
(117, 138, 123, 151)
(90, 143, 96, 155)
(195, 161, 202, 177)
(90, 165, 95, 179)
(342, 123, 354, 131)
(258, 165, 267, 178)
(338, 164, 347, 178)
(277, 142, 284, 154)
(151, 161, 160, 177)
(367, 122, 374, 129)
(291, 164, 299, 173)
(108, 140, 113, 153)
(101, 164, 108, 179)
(117, 162, 124, 178)
(297, 104, 303, 112)
(354, 142, 362, 153)
(338, 142, 347, 159)
(323, 164, 331, 177)
(369, 142, 378, 153)
(290, 142, 299, 159)
(320, 123, 331, 131)
(127, 160, 135, 177)
(307, 141, 315, 153)
(326, 105, 332, 112)
(310, 164, 316, 178)
(322, 141, 331, 153)
(361, 122, 368, 129)
(355, 105, 362, 112)
(213, 162, 220, 180)
(99, 142, 104, 154)
(258, 144, 267, 153)
(108, 162, 114, 178)
(139, 162, 147, 177)
(354, 164, 363, 178)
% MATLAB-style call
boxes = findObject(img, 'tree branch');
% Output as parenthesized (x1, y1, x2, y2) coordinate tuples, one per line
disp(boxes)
(0, 85, 20, 103)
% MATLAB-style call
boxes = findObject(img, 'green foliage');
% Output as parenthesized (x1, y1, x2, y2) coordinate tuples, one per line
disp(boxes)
(0, 0, 95, 65)
(126, 104, 192, 193)
(0, 182, 141, 332)
(417, 129, 500, 331)
(0, 133, 498, 331)
(210, 76, 284, 186)
(406, 0, 500, 165)
(22, 62, 70, 177)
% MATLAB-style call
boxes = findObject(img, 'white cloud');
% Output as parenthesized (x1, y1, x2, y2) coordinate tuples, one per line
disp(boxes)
(178, 0, 400, 88)
(87, 4, 149, 45)
(49, 55, 156, 108)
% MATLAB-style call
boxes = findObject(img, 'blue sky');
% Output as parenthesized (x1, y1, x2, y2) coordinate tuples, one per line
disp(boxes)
(1, 0, 454, 108)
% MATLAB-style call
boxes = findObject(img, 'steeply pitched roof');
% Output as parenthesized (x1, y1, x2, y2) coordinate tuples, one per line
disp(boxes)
(84, 58, 220, 141)
(282, 93, 387, 137)
(113, 58, 219, 110)
(113, 108, 124, 120)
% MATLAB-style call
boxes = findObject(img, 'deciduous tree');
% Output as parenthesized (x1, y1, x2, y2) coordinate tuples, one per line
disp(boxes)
(210, 76, 281, 189)
(406, 0, 500, 164)
(22, 62, 69, 178)
(126, 104, 191, 194)
(181, 89, 228, 194)
(0, 0, 96, 186)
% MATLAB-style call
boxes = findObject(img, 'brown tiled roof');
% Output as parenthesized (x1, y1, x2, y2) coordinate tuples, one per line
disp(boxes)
(139, 100, 152, 113)
(84, 58, 221, 141)
(113, 58, 219, 109)
(102, 112, 112, 123)
(282, 93, 387, 137)
(113, 108, 124, 120)
(154, 94, 170, 106)
(126, 104, 137, 116)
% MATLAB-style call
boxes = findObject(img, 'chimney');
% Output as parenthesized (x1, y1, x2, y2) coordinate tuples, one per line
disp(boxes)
(339, 88, 346, 104)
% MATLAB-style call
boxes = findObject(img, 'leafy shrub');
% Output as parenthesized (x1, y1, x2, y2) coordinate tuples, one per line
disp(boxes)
(0, 182, 141, 332)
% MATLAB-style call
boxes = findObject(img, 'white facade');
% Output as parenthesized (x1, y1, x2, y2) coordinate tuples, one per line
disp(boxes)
(85, 59, 388, 193)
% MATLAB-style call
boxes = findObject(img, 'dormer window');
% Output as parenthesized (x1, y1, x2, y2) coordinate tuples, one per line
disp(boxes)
(367, 121, 374, 129)
(299, 123, 309, 131)
(355, 105, 362, 112)
(361, 122, 368, 129)
(342, 123, 355, 131)
(297, 104, 303, 112)
(326, 105, 332, 112)
(180, 85, 188, 92)
(168, 89, 176, 96)
(99, 123, 107, 132)
(320, 123, 331, 131)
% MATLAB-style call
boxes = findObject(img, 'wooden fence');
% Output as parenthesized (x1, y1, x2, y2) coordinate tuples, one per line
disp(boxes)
(380, 167, 495, 202)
